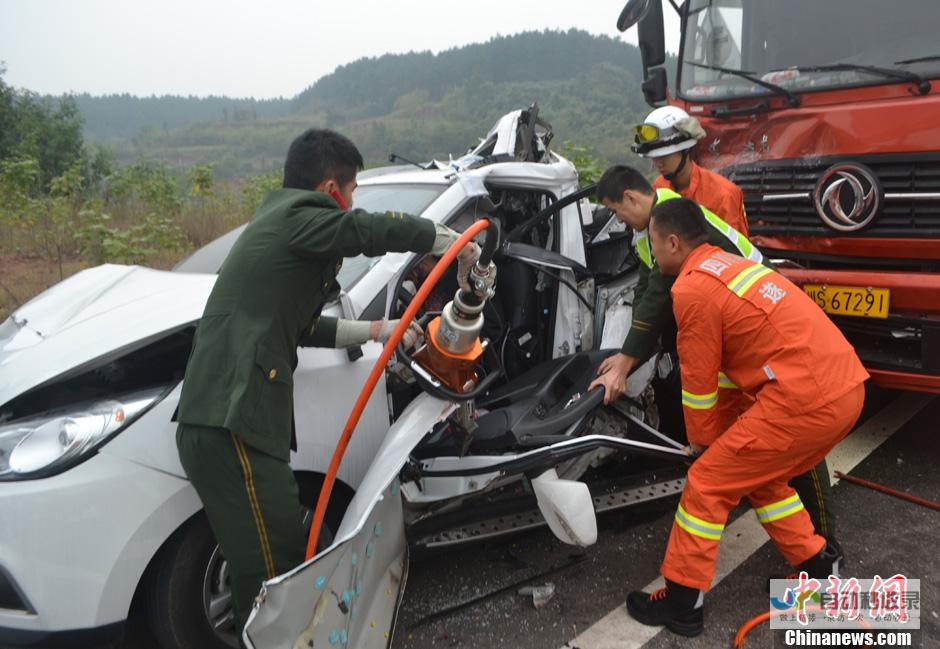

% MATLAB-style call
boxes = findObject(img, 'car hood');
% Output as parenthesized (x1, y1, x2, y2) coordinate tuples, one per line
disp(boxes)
(0, 264, 215, 406)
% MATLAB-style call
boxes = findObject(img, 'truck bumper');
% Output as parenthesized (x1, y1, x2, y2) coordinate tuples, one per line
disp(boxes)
(780, 267, 940, 394)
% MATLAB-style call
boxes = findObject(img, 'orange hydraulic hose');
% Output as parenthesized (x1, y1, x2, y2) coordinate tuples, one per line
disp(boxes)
(305, 218, 491, 560)
(733, 611, 771, 648)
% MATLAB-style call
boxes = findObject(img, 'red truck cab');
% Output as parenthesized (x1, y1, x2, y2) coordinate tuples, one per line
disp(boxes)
(619, 0, 940, 393)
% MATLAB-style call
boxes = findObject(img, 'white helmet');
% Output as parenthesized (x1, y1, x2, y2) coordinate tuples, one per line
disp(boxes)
(632, 106, 706, 158)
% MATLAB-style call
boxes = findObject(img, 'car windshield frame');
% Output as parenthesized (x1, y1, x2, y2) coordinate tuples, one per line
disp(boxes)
(676, 0, 940, 103)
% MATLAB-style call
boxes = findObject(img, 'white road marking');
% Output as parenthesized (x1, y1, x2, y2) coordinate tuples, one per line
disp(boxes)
(561, 391, 936, 649)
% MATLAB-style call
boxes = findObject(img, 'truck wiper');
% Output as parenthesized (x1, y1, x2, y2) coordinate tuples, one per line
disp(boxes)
(687, 61, 800, 108)
(894, 55, 940, 65)
(789, 63, 931, 96)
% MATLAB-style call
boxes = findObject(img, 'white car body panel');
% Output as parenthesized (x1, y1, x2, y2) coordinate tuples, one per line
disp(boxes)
(0, 449, 199, 632)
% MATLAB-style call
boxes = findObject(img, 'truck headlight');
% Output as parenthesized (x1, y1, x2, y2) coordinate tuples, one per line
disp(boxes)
(0, 387, 165, 480)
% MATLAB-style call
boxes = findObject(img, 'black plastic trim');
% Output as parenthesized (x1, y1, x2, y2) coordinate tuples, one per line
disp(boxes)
(764, 249, 940, 274)
(0, 620, 124, 648)
(0, 565, 32, 614)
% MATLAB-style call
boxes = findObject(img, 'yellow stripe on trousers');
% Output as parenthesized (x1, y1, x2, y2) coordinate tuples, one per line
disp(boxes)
(810, 466, 829, 538)
(231, 432, 276, 579)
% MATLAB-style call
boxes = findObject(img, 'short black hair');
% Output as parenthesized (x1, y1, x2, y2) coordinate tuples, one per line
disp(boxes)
(650, 197, 709, 246)
(283, 128, 364, 190)
(596, 165, 653, 202)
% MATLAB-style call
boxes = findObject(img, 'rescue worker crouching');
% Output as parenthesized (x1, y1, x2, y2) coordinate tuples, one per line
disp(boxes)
(624, 198, 868, 637)
(174, 128, 494, 638)
(587, 165, 840, 548)
(634, 106, 749, 237)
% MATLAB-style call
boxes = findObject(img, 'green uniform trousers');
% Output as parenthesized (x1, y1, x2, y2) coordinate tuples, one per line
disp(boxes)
(176, 423, 305, 636)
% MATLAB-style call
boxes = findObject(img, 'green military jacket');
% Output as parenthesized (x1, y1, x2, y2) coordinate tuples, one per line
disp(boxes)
(177, 188, 436, 460)
(621, 187, 772, 360)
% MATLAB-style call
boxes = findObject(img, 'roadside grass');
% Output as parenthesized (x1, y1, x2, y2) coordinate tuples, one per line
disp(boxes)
(0, 246, 203, 322)
(0, 178, 267, 322)
(0, 156, 289, 323)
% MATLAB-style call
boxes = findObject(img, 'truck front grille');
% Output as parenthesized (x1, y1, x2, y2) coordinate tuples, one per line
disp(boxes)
(724, 153, 940, 237)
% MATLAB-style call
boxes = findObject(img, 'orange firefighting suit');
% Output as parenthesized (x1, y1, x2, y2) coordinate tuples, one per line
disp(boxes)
(654, 161, 750, 237)
(660, 244, 868, 591)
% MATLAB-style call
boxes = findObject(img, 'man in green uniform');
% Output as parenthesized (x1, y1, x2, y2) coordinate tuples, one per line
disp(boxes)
(587, 164, 838, 547)
(175, 129, 487, 636)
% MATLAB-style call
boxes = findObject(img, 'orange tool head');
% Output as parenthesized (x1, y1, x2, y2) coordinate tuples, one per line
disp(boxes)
(413, 317, 484, 393)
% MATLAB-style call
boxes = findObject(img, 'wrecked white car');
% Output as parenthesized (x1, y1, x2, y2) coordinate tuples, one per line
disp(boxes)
(0, 107, 687, 649)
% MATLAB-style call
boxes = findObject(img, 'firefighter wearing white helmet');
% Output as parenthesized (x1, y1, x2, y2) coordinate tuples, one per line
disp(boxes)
(633, 106, 749, 236)
(632, 106, 704, 158)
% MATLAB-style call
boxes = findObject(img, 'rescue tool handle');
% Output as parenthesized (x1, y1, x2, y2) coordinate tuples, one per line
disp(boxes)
(305, 219, 492, 561)
(477, 219, 500, 267)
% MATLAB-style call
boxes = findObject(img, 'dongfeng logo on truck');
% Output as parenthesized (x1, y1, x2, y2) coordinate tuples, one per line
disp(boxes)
(813, 163, 883, 232)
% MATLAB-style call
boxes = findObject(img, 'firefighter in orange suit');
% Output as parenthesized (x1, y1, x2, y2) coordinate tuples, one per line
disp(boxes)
(625, 197, 868, 637)
(634, 106, 750, 237)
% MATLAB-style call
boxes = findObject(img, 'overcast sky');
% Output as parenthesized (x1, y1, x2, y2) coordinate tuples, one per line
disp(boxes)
(1, 0, 681, 99)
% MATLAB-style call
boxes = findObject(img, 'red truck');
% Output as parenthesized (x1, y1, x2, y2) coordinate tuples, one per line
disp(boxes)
(618, 0, 940, 393)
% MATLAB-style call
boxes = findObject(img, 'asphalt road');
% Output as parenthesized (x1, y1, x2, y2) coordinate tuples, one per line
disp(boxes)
(90, 387, 939, 649)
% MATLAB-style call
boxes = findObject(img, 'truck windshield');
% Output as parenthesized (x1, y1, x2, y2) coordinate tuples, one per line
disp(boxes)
(679, 0, 940, 102)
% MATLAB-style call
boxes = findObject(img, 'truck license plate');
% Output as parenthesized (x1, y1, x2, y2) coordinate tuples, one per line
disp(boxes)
(803, 284, 889, 319)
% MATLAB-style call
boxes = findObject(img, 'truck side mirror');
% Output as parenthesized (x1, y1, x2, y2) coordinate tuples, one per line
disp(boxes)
(617, 0, 651, 31)
(638, 0, 666, 69)
(643, 67, 669, 106)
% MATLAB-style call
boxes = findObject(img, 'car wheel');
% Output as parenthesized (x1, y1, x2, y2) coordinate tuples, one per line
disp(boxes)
(145, 509, 337, 649)
(145, 514, 242, 649)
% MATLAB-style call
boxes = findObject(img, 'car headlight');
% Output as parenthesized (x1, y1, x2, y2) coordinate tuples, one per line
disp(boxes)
(0, 387, 166, 480)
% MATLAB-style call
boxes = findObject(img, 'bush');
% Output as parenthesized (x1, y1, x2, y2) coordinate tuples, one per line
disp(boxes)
(559, 140, 607, 189)
(77, 212, 188, 265)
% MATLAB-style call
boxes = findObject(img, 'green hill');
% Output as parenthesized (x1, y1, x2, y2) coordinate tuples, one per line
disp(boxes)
(75, 29, 660, 179)
(75, 93, 293, 142)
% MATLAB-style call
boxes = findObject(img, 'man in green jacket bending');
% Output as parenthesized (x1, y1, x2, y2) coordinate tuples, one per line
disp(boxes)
(176, 129, 484, 636)
(587, 165, 838, 550)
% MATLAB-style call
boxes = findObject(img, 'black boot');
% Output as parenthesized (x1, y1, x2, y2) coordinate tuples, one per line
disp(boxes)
(626, 579, 704, 637)
(796, 540, 844, 580)
(768, 540, 845, 592)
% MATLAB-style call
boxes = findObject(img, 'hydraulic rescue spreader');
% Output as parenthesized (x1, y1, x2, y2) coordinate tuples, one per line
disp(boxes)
(413, 223, 499, 394)
(305, 219, 498, 560)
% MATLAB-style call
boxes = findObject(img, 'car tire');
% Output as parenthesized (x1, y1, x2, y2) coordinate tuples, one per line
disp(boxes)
(144, 514, 238, 649)
(145, 480, 344, 649)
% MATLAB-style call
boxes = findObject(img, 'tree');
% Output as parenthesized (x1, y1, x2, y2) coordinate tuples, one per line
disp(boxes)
(0, 67, 85, 190)
(0, 65, 17, 161)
